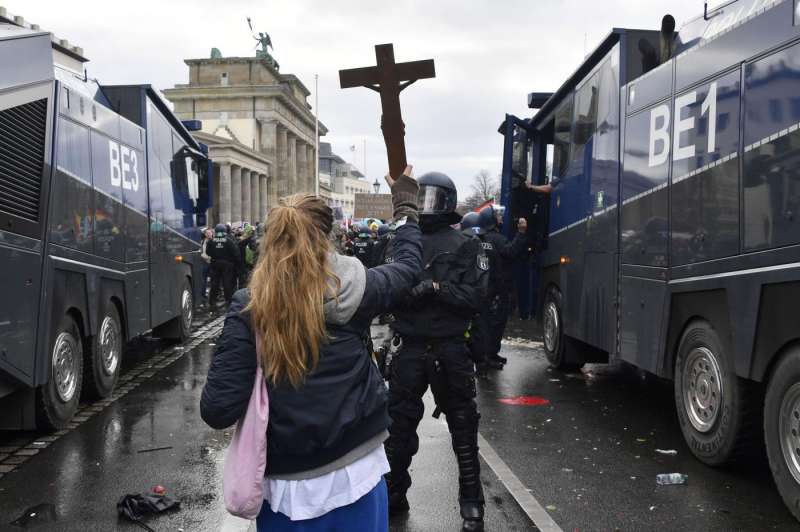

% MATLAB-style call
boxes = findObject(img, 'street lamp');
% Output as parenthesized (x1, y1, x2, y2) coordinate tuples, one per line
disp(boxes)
(372, 178, 380, 194)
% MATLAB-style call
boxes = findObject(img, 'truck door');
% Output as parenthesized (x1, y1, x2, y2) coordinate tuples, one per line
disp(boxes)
(581, 55, 621, 354)
(619, 95, 670, 373)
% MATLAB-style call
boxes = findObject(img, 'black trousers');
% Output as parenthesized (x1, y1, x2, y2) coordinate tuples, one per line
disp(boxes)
(385, 340, 484, 505)
(209, 260, 236, 305)
(468, 313, 491, 366)
(487, 293, 510, 357)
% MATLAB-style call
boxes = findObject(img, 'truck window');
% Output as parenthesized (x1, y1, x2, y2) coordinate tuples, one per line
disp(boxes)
(621, 105, 669, 267)
(568, 71, 600, 178)
(743, 40, 800, 250)
(671, 70, 741, 265)
(90, 131, 127, 262)
(573, 71, 599, 150)
(590, 54, 621, 213)
(553, 94, 574, 179)
(511, 125, 529, 188)
(51, 118, 93, 253)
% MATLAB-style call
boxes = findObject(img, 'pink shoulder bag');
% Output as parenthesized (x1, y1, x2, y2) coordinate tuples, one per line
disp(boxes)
(223, 362, 269, 520)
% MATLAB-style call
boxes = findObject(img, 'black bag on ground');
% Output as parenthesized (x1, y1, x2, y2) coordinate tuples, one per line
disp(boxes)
(117, 493, 180, 531)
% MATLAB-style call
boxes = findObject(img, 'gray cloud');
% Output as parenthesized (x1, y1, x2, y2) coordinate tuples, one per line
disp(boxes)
(12, 0, 703, 196)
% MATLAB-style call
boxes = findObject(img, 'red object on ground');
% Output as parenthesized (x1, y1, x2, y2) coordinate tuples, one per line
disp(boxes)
(152, 485, 166, 496)
(498, 396, 550, 406)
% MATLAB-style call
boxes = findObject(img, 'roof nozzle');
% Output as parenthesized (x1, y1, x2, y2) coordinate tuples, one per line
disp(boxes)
(660, 14, 676, 64)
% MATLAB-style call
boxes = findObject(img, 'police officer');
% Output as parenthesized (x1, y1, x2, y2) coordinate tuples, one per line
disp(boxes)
(353, 222, 375, 267)
(477, 205, 529, 366)
(207, 223, 241, 309)
(385, 172, 489, 532)
(460, 212, 503, 374)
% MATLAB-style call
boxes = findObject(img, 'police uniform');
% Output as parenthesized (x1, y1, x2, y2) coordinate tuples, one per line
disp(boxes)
(460, 213, 499, 373)
(353, 227, 375, 267)
(207, 224, 241, 307)
(385, 172, 489, 532)
(478, 207, 528, 362)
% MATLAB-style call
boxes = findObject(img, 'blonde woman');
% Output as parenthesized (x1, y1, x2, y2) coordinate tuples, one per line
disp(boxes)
(201, 167, 421, 531)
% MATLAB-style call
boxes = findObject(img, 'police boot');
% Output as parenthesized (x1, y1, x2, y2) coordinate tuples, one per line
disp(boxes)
(485, 357, 504, 370)
(451, 412, 485, 531)
(385, 474, 410, 516)
(460, 502, 485, 532)
(388, 489, 410, 516)
(490, 353, 508, 364)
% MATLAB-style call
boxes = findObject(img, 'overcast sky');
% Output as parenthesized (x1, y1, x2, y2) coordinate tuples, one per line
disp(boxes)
(13, 0, 708, 196)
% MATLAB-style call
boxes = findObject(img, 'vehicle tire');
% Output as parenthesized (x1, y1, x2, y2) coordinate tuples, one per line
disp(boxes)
(154, 279, 194, 342)
(36, 314, 84, 431)
(177, 279, 193, 341)
(674, 320, 762, 466)
(764, 348, 800, 522)
(542, 286, 583, 370)
(83, 302, 123, 399)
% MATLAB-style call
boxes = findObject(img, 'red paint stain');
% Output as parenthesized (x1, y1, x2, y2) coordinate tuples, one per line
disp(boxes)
(498, 396, 550, 406)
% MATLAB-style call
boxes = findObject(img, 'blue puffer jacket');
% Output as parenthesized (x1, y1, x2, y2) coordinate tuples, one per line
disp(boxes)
(200, 222, 422, 476)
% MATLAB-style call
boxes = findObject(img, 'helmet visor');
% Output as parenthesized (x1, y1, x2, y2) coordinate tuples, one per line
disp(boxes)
(418, 185, 455, 215)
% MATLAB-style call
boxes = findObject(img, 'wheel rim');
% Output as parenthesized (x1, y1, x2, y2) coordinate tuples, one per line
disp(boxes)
(543, 301, 559, 354)
(778, 382, 800, 485)
(52, 331, 78, 403)
(682, 346, 723, 433)
(98, 315, 120, 376)
(181, 288, 193, 332)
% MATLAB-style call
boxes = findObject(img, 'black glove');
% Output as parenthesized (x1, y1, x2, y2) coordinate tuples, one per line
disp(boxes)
(391, 173, 419, 223)
(410, 279, 436, 299)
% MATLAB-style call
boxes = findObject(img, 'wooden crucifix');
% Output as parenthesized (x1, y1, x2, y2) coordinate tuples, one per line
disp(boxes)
(339, 44, 435, 179)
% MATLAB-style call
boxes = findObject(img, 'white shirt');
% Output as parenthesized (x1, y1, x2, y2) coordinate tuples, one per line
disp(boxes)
(263, 444, 390, 521)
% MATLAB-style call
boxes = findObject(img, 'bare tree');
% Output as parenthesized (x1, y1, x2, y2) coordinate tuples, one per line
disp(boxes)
(461, 170, 499, 212)
(471, 169, 499, 200)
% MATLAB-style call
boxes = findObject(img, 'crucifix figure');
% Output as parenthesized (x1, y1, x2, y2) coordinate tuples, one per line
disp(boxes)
(339, 44, 435, 179)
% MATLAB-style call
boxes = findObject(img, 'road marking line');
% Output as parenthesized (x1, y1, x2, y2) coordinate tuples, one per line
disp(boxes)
(477, 432, 564, 532)
(436, 414, 563, 531)
(0, 314, 225, 474)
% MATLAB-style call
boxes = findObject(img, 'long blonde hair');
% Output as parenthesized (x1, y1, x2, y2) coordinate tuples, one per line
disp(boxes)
(246, 194, 337, 388)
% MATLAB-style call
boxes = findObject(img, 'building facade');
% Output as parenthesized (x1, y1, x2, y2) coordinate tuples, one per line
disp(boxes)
(319, 142, 372, 219)
(163, 53, 326, 225)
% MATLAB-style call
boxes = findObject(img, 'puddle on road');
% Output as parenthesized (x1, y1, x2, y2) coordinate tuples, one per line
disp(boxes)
(10, 503, 57, 528)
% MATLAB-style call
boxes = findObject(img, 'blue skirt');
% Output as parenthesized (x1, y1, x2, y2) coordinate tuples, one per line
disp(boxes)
(255, 478, 388, 532)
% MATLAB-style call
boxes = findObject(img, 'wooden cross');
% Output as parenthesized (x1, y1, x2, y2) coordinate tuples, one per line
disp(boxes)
(339, 43, 435, 179)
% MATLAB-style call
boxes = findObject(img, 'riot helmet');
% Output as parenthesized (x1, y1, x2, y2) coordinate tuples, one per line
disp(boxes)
(460, 212, 480, 231)
(478, 206, 498, 232)
(377, 223, 391, 237)
(417, 172, 458, 216)
(214, 223, 227, 237)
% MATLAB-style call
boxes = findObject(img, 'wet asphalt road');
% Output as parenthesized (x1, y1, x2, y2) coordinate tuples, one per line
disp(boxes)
(0, 314, 798, 531)
(482, 322, 798, 531)
(0, 316, 531, 532)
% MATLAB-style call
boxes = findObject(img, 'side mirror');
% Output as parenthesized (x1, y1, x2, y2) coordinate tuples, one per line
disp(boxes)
(171, 147, 209, 214)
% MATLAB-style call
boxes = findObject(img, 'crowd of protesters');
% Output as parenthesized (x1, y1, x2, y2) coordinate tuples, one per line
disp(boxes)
(201, 218, 399, 311)
(200, 222, 262, 310)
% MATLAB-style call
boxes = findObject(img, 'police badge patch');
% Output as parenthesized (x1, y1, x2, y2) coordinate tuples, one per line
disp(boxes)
(477, 254, 489, 271)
